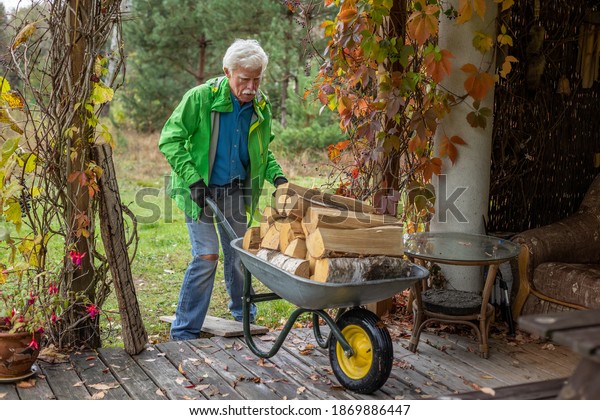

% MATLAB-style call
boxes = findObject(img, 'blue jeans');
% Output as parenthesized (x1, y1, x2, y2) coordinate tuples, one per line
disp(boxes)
(170, 184, 257, 340)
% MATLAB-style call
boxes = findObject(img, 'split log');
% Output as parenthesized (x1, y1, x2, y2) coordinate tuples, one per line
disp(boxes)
(313, 256, 412, 283)
(302, 206, 402, 234)
(256, 248, 310, 278)
(276, 219, 304, 251)
(283, 238, 307, 259)
(242, 227, 261, 251)
(306, 226, 404, 259)
(273, 182, 378, 218)
(260, 224, 280, 250)
(260, 206, 284, 237)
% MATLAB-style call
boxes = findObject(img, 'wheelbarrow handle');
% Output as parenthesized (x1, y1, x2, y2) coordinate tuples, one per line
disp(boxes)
(204, 197, 240, 242)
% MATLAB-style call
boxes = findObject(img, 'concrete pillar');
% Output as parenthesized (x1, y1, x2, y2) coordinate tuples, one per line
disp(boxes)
(431, 2, 498, 291)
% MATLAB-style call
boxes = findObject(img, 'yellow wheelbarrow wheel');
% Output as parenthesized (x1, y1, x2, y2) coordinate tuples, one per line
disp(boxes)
(329, 308, 393, 394)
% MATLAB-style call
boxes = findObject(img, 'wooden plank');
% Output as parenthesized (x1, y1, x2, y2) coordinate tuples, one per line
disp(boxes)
(250, 337, 357, 400)
(394, 333, 507, 392)
(553, 326, 600, 360)
(513, 339, 581, 371)
(97, 347, 166, 400)
(210, 336, 318, 400)
(518, 310, 600, 337)
(15, 374, 55, 400)
(70, 351, 131, 400)
(420, 333, 550, 384)
(188, 338, 280, 399)
(39, 361, 91, 400)
(440, 331, 573, 379)
(449, 377, 568, 400)
(160, 315, 268, 337)
(156, 341, 243, 400)
(282, 328, 389, 400)
(0, 383, 20, 400)
(132, 346, 203, 400)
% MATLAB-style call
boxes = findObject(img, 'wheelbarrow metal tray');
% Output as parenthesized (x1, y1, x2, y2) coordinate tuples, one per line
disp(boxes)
(232, 238, 429, 310)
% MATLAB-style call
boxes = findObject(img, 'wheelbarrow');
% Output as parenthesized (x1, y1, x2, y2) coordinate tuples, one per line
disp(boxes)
(205, 198, 429, 394)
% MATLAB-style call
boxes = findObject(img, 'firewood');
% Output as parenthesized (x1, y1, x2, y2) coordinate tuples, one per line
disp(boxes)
(302, 206, 402, 234)
(273, 182, 379, 218)
(276, 219, 304, 251)
(260, 224, 280, 250)
(260, 206, 284, 238)
(283, 238, 307, 259)
(313, 256, 412, 283)
(256, 248, 310, 278)
(306, 226, 404, 259)
(242, 227, 261, 251)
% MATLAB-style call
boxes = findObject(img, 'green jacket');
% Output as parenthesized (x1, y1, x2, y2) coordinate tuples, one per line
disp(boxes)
(159, 76, 284, 222)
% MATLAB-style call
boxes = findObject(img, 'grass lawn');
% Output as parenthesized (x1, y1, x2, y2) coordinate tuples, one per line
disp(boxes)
(102, 129, 331, 346)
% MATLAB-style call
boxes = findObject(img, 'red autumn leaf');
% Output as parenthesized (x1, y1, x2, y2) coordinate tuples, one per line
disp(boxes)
(424, 49, 454, 83)
(439, 135, 459, 164)
(337, 95, 353, 116)
(450, 135, 466, 145)
(461, 64, 496, 101)
(407, 5, 439, 45)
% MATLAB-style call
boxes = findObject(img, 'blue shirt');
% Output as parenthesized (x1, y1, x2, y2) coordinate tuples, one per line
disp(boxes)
(209, 94, 253, 186)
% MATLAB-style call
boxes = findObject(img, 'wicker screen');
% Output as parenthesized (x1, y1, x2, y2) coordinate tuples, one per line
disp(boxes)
(489, 0, 600, 233)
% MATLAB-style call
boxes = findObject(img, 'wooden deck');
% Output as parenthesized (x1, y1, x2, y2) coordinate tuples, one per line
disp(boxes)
(0, 325, 579, 401)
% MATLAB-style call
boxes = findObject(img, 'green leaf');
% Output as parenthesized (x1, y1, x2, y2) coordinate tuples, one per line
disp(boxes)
(0, 137, 19, 168)
(90, 82, 114, 105)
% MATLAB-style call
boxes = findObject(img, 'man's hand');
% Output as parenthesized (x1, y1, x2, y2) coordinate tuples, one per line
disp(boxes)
(274, 176, 288, 187)
(189, 179, 210, 208)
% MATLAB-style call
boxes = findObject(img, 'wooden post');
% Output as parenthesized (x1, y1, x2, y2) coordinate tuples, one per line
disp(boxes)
(94, 144, 147, 354)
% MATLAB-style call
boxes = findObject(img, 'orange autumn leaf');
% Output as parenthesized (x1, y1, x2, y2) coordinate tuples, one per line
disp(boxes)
(456, 0, 472, 24)
(439, 135, 458, 164)
(424, 49, 454, 83)
(499, 55, 519, 78)
(461, 64, 496, 101)
(407, 5, 439, 45)
(473, 0, 486, 19)
(420, 157, 442, 182)
(337, 6, 358, 23)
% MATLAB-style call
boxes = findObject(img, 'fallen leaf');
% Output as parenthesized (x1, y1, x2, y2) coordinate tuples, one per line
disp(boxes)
(481, 374, 495, 379)
(144, 359, 156, 362)
(297, 386, 306, 394)
(17, 379, 36, 389)
(89, 382, 120, 391)
(257, 358, 275, 368)
(182, 395, 198, 400)
(91, 391, 105, 400)
(243, 355, 255, 361)
(194, 384, 210, 392)
(541, 343, 555, 351)
(73, 381, 85, 387)
(176, 377, 186, 385)
(259, 335, 275, 342)
(156, 389, 165, 397)
(178, 363, 186, 375)
(480, 387, 496, 396)
(85, 356, 96, 361)
(0, 392, 7, 399)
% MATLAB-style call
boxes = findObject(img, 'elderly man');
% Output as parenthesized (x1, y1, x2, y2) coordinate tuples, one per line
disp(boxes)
(159, 39, 287, 340)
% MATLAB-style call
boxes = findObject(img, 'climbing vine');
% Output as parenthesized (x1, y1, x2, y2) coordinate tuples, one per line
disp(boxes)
(302, 0, 515, 231)
(0, 1, 128, 347)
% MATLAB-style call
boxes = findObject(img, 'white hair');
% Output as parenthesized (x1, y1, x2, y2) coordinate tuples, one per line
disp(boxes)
(222, 39, 268, 74)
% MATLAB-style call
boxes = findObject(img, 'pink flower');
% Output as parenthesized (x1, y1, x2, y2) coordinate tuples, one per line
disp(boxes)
(51, 312, 59, 323)
(69, 250, 86, 268)
(27, 291, 37, 305)
(47, 283, 59, 295)
(86, 304, 100, 320)
(28, 337, 39, 350)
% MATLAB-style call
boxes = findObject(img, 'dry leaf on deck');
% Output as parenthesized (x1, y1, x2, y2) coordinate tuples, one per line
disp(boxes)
(194, 384, 210, 392)
(480, 387, 496, 396)
(91, 391, 106, 400)
(0, 392, 7, 399)
(297, 386, 306, 394)
(17, 379, 36, 389)
(178, 363, 186, 375)
(481, 374, 495, 379)
(156, 389, 165, 397)
(89, 382, 120, 391)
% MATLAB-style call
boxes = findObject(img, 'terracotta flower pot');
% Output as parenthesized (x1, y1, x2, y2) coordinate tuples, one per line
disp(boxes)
(0, 327, 41, 380)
